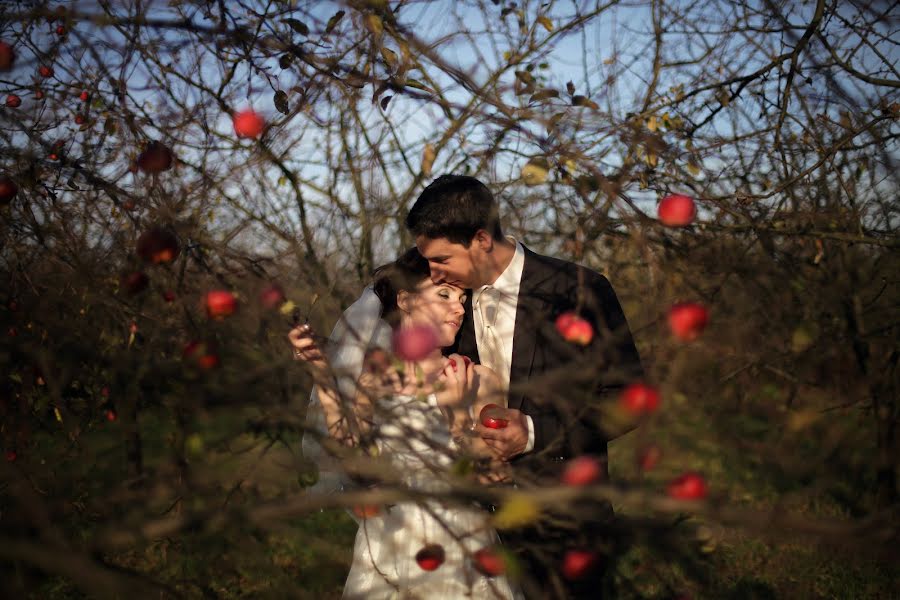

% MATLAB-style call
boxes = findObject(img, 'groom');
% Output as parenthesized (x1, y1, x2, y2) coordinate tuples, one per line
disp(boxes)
(406, 175, 644, 599)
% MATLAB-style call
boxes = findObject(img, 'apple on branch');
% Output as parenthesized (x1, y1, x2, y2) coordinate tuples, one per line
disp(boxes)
(415, 544, 445, 571)
(0, 41, 15, 71)
(0, 175, 18, 204)
(205, 290, 238, 319)
(658, 193, 697, 227)
(6, 94, 21, 107)
(561, 455, 603, 486)
(555, 311, 594, 346)
(233, 109, 265, 138)
(668, 302, 709, 342)
(136, 226, 180, 264)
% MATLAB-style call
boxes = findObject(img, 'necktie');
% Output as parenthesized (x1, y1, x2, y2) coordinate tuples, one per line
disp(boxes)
(477, 286, 507, 387)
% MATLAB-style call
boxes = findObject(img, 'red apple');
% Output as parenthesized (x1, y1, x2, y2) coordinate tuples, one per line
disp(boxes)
(392, 324, 438, 361)
(555, 311, 594, 346)
(637, 444, 662, 471)
(105, 409, 117, 422)
(74, 114, 86, 125)
(38, 65, 53, 78)
(619, 383, 661, 415)
(658, 193, 696, 227)
(162, 290, 176, 303)
(479, 403, 509, 429)
(0, 175, 18, 204)
(415, 544, 445, 571)
(233, 109, 265, 138)
(56, 25, 66, 36)
(136, 141, 174, 173)
(183, 340, 220, 370)
(561, 455, 603, 486)
(5, 450, 16, 462)
(667, 302, 709, 342)
(6, 94, 21, 107)
(79, 90, 88, 101)
(562, 549, 597, 580)
(48, 153, 59, 161)
(136, 226, 180, 264)
(259, 283, 285, 310)
(667, 472, 708, 500)
(0, 42, 14, 71)
(205, 290, 238, 319)
(352, 504, 381, 519)
(473, 547, 506, 577)
(119, 270, 149, 295)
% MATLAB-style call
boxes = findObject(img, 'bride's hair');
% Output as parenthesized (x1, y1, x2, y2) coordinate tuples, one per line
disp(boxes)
(372, 247, 430, 328)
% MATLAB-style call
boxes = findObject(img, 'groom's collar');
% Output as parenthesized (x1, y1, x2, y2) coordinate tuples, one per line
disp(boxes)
(476, 237, 524, 301)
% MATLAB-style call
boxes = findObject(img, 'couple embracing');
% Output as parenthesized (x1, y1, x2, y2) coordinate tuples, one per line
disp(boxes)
(289, 175, 643, 599)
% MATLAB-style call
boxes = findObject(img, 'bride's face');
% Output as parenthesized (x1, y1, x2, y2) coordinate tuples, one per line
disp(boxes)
(400, 279, 467, 347)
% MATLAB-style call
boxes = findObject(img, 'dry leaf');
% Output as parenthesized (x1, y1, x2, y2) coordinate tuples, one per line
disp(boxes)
(421, 143, 436, 176)
(521, 158, 549, 186)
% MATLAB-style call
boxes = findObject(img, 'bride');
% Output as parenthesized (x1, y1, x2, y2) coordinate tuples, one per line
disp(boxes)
(288, 248, 521, 599)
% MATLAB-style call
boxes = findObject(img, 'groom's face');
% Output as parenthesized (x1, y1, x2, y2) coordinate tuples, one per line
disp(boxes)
(415, 235, 484, 290)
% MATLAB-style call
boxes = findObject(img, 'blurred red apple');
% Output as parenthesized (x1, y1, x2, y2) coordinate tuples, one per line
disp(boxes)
(38, 65, 53, 78)
(415, 544, 445, 571)
(0, 175, 18, 204)
(205, 290, 238, 319)
(136, 226, 180, 264)
(79, 90, 88, 101)
(637, 444, 662, 471)
(48, 153, 59, 161)
(183, 340, 220, 370)
(233, 109, 265, 138)
(562, 549, 597, 580)
(479, 403, 509, 429)
(555, 311, 593, 346)
(658, 193, 696, 227)
(259, 283, 285, 310)
(119, 270, 148, 295)
(351, 504, 380, 519)
(74, 113, 86, 125)
(668, 302, 709, 342)
(6, 94, 21, 107)
(667, 472, 708, 500)
(392, 324, 438, 361)
(105, 409, 117, 422)
(136, 141, 174, 173)
(0, 42, 14, 71)
(619, 383, 661, 415)
(5, 450, 16, 462)
(162, 290, 176, 303)
(56, 25, 66, 36)
(561, 455, 603, 486)
(473, 547, 506, 577)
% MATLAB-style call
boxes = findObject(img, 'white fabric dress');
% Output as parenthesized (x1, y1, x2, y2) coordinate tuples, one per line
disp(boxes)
(342, 393, 521, 600)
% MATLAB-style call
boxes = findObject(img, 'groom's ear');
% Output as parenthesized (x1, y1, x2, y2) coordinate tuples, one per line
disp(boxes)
(472, 229, 493, 251)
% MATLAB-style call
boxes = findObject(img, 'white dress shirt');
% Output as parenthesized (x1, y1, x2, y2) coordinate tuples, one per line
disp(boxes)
(473, 239, 535, 454)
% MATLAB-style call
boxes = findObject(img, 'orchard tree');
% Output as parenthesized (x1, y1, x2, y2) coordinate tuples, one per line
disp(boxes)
(1, 1, 897, 598)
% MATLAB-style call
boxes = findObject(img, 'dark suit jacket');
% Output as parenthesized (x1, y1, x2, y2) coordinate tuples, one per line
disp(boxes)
(453, 245, 643, 479)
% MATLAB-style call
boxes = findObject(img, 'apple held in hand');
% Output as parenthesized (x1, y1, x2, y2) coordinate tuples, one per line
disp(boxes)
(667, 472, 708, 500)
(561, 455, 603, 486)
(0, 175, 18, 204)
(658, 193, 696, 227)
(562, 549, 598, 580)
(233, 109, 265, 138)
(205, 290, 238, 319)
(392, 324, 438, 361)
(473, 547, 506, 577)
(555, 311, 594, 346)
(619, 383, 661, 415)
(479, 403, 509, 429)
(668, 302, 709, 342)
(137, 226, 180, 264)
(415, 544, 445, 571)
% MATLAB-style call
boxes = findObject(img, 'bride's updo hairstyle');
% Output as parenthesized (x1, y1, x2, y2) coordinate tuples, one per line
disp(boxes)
(372, 247, 431, 328)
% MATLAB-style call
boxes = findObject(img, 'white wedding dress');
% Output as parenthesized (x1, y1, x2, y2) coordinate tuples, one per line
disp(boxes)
(342, 393, 522, 600)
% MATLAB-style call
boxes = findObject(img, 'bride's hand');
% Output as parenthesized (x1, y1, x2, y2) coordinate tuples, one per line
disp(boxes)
(434, 353, 475, 407)
(288, 323, 327, 371)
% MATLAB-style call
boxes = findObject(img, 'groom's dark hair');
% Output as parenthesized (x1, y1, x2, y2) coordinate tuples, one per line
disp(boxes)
(406, 175, 503, 246)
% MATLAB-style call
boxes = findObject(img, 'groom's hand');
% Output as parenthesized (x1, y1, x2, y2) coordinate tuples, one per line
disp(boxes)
(476, 409, 529, 462)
